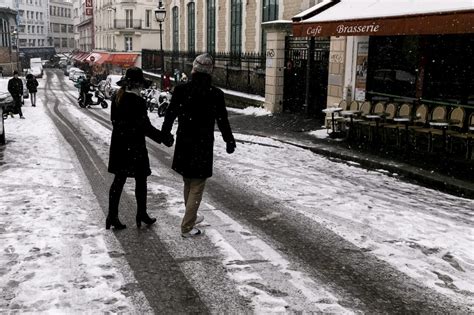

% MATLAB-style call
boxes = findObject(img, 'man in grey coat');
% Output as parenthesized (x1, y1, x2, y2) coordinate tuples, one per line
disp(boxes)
(161, 53, 236, 237)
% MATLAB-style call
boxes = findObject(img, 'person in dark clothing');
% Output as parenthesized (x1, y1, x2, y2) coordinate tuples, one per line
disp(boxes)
(8, 70, 24, 118)
(78, 74, 91, 106)
(161, 53, 236, 237)
(107, 67, 164, 230)
(26, 73, 39, 107)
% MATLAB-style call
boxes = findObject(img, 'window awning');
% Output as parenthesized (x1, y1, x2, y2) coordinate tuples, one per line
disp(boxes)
(86, 52, 111, 65)
(106, 54, 139, 67)
(293, 0, 474, 37)
(72, 52, 88, 61)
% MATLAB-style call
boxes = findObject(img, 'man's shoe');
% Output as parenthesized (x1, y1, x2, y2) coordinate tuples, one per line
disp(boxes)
(181, 228, 202, 238)
(195, 215, 204, 225)
(20, 116, 25, 119)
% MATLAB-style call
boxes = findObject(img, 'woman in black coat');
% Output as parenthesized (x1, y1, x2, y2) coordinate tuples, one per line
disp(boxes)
(107, 67, 163, 229)
(161, 53, 235, 237)
(26, 73, 39, 107)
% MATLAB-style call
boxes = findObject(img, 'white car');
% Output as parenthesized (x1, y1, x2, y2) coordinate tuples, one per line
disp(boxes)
(72, 70, 86, 82)
(68, 68, 81, 80)
(104, 74, 122, 99)
(27, 67, 43, 79)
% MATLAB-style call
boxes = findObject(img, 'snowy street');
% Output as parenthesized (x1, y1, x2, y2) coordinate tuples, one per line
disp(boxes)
(0, 69, 473, 313)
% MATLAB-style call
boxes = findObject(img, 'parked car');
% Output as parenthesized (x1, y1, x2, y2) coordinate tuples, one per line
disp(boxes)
(0, 78, 17, 117)
(27, 67, 43, 79)
(72, 70, 86, 82)
(68, 68, 81, 80)
(64, 64, 75, 76)
(104, 74, 122, 99)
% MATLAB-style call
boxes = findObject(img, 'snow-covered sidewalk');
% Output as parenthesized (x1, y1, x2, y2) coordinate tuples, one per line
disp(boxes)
(0, 102, 150, 312)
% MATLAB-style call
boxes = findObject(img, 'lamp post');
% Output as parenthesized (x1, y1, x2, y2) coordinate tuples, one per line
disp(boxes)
(10, 31, 20, 74)
(154, 3, 166, 89)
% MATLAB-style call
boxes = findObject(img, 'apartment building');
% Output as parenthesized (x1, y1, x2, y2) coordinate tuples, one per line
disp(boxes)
(161, 0, 321, 53)
(0, 5, 19, 74)
(94, 0, 162, 53)
(75, 0, 93, 52)
(15, 0, 48, 48)
(49, 0, 75, 53)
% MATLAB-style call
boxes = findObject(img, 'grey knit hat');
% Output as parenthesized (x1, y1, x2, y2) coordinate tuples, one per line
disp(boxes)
(192, 53, 214, 75)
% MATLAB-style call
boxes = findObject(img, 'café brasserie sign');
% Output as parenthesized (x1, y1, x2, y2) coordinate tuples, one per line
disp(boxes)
(306, 23, 381, 36)
(294, 10, 474, 37)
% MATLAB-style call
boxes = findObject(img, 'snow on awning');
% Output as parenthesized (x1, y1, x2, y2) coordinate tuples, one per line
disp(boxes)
(85, 52, 110, 65)
(293, 0, 474, 37)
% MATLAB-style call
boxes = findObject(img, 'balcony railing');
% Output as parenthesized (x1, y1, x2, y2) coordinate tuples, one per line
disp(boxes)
(114, 19, 142, 29)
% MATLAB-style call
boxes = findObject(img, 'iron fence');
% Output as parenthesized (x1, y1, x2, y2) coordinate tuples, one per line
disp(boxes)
(142, 49, 266, 96)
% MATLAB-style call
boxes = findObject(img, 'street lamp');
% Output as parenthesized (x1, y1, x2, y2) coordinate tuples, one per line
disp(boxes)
(154, 4, 166, 88)
(10, 31, 20, 73)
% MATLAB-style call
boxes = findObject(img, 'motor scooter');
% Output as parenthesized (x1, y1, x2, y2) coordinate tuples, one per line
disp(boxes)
(157, 90, 172, 117)
(79, 85, 108, 109)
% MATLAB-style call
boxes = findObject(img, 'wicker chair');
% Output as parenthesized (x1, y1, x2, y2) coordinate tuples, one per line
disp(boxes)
(413, 105, 447, 152)
(449, 112, 473, 159)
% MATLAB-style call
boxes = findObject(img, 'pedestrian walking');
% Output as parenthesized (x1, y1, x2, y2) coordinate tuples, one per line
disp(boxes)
(26, 73, 39, 107)
(107, 67, 165, 230)
(161, 53, 236, 237)
(7, 70, 24, 119)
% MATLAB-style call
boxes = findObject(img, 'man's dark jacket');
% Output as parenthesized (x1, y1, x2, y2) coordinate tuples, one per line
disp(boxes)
(8, 77, 23, 98)
(161, 73, 235, 179)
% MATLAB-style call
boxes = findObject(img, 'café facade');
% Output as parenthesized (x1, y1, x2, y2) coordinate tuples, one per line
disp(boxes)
(272, 0, 474, 117)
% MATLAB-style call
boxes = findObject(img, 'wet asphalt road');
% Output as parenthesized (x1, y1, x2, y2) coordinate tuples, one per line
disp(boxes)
(40, 69, 470, 314)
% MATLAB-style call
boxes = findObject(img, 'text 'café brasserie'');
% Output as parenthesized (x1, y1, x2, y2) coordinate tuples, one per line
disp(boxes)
(293, 0, 474, 108)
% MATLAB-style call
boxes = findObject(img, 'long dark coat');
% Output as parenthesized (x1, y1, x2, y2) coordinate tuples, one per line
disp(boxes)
(161, 73, 235, 179)
(26, 77, 39, 93)
(8, 77, 23, 97)
(108, 90, 162, 177)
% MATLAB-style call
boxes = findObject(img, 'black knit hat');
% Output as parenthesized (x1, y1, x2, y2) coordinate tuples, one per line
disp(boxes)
(117, 67, 151, 88)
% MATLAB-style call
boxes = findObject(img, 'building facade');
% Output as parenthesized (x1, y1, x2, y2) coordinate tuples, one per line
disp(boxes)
(161, 0, 322, 53)
(75, 0, 93, 52)
(16, 0, 49, 48)
(49, 0, 75, 53)
(0, 6, 19, 74)
(93, 0, 162, 53)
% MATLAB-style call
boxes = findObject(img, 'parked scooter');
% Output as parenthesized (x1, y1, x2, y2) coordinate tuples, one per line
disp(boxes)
(142, 85, 158, 112)
(79, 85, 108, 109)
(156, 90, 172, 117)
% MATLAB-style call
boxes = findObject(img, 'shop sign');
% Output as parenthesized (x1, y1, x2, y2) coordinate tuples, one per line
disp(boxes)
(336, 24, 380, 35)
(85, 0, 92, 7)
(85, 8, 93, 15)
(354, 41, 369, 101)
(294, 11, 474, 37)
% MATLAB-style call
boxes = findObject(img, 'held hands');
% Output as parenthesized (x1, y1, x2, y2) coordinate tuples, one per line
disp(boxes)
(226, 141, 236, 154)
(162, 133, 174, 147)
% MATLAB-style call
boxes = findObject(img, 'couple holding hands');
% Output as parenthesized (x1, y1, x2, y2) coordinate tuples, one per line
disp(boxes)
(106, 54, 236, 238)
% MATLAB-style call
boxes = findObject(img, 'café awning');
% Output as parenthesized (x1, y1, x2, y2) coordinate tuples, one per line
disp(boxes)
(107, 53, 139, 67)
(293, 0, 474, 37)
(72, 52, 89, 62)
(85, 52, 110, 65)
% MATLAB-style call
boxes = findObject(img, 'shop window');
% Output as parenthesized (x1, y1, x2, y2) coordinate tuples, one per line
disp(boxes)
(125, 36, 133, 51)
(187, 2, 195, 53)
(206, 0, 215, 53)
(145, 10, 151, 28)
(262, 0, 279, 52)
(172, 6, 179, 52)
(230, 0, 242, 59)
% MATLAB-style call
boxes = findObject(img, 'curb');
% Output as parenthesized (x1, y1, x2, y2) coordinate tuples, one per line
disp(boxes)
(236, 130, 474, 199)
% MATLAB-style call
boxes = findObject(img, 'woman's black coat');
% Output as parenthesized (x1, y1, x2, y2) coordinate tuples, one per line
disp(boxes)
(26, 78, 38, 93)
(108, 91, 162, 177)
(161, 73, 235, 179)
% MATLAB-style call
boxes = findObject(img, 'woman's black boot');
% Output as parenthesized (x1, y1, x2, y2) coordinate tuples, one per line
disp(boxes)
(106, 216, 127, 230)
(136, 212, 156, 228)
